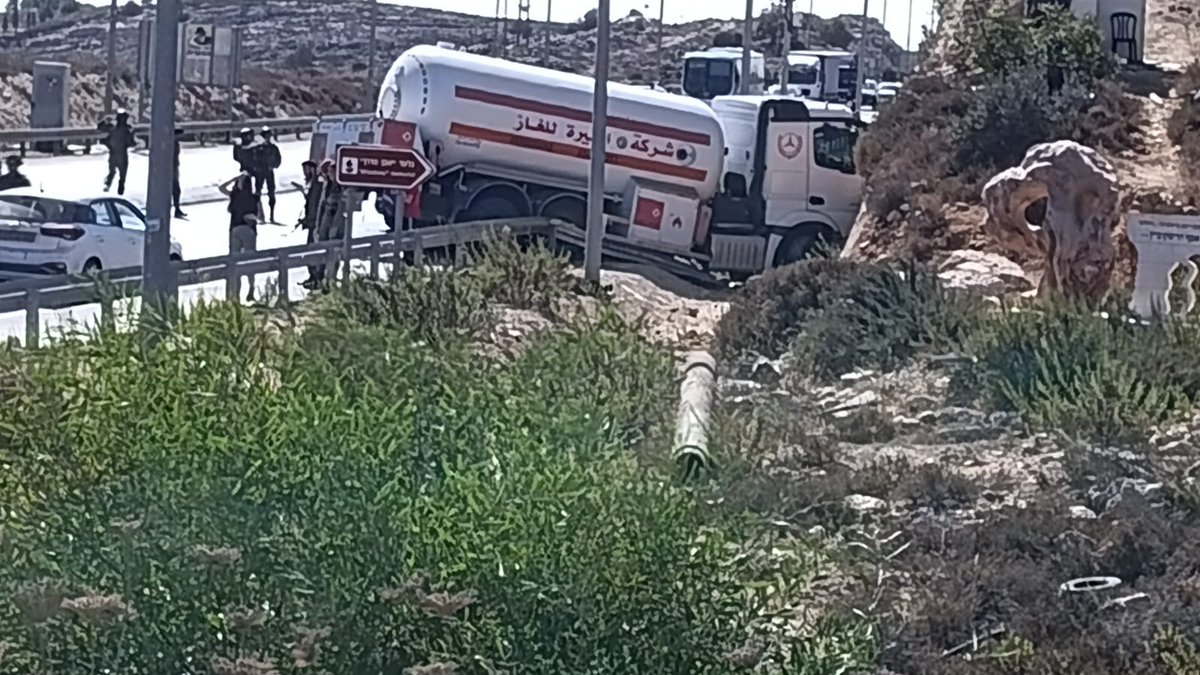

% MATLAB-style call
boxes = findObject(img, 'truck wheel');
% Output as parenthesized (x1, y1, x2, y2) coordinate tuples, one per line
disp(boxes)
(541, 198, 586, 228)
(774, 230, 819, 267)
(459, 193, 526, 222)
(775, 226, 837, 267)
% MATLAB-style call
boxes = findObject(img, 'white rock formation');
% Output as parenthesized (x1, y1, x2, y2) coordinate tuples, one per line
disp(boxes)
(981, 141, 1121, 304)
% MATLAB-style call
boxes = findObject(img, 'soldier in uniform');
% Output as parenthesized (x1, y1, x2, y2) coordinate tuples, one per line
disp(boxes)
(256, 127, 283, 223)
(102, 109, 136, 195)
(0, 155, 31, 191)
(173, 128, 187, 219)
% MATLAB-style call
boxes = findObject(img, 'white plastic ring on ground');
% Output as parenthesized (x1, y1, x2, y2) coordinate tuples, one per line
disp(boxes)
(1059, 576, 1122, 593)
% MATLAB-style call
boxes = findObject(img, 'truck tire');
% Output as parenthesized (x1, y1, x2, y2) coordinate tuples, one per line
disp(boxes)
(774, 226, 837, 267)
(540, 197, 586, 228)
(459, 189, 528, 223)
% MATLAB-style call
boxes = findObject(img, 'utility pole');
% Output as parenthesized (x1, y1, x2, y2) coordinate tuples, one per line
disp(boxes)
(778, 0, 792, 93)
(905, 0, 913, 51)
(143, 0, 180, 314)
(502, 0, 509, 58)
(366, 0, 378, 110)
(740, 0, 752, 94)
(494, 0, 502, 56)
(654, 0, 664, 86)
(854, 0, 867, 120)
(880, 0, 888, 77)
(543, 0, 551, 65)
(104, 0, 117, 115)
(805, 0, 813, 47)
(584, 0, 610, 283)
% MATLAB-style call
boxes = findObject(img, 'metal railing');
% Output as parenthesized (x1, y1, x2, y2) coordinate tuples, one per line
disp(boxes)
(1, 217, 558, 348)
(0, 114, 374, 155)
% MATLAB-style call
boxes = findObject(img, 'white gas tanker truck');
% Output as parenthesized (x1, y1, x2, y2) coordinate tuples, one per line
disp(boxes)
(373, 45, 863, 273)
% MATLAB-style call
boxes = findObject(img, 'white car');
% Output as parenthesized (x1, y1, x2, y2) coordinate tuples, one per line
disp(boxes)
(0, 188, 183, 279)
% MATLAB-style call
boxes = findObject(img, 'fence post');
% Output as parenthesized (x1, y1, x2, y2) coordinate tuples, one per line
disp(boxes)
(100, 294, 115, 333)
(369, 240, 381, 278)
(24, 290, 40, 349)
(453, 226, 465, 267)
(276, 251, 290, 307)
(226, 257, 241, 302)
(413, 231, 424, 269)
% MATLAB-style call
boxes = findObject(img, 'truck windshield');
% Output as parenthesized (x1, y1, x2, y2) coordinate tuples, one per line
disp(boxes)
(787, 63, 819, 85)
(683, 58, 736, 99)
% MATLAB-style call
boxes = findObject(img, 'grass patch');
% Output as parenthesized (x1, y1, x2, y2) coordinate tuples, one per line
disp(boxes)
(715, 260, 978, 381)
(0, 247, 874, 673)
(963, 303, 1200, 443)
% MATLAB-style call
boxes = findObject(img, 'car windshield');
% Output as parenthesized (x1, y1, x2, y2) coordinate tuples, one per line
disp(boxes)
(0, 195, 95, 224)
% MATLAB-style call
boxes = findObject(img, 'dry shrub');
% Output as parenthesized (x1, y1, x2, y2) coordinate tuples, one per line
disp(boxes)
(712, 259, 859, 364)
(881, 495, 1200, 674)
(1075, 79, 1145, 154)
(855, 75, 973, 217)
(1167, 62, 1200, 198)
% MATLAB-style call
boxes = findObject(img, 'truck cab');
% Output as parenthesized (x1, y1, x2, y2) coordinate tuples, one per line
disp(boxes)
(681, 48, 765, 102)
(706, 96, 863, 271)
(772, 51, 858, 102)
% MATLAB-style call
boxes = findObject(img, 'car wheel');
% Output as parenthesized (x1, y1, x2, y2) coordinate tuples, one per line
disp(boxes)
(82, 258, 103, 275)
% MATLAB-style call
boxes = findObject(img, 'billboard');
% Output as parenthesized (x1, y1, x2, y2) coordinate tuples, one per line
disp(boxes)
(138, 20, 243, 88)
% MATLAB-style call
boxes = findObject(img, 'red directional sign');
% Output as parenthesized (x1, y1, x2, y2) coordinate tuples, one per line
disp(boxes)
(335, 144, 435, 192)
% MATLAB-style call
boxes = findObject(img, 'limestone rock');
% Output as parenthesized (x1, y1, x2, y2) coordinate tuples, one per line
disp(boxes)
(844, 494, 888, 514)
(981, 141, 1121, 304)
(937, 249, 1033, 296)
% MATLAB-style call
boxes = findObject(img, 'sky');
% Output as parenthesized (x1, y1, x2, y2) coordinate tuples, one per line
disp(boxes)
(77, 0, 937, 52)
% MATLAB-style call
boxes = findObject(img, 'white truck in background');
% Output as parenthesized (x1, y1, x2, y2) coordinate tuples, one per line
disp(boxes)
(680, 47, 767, 101)
(371, 45, 863, 275)
(771, 50, 859, 102)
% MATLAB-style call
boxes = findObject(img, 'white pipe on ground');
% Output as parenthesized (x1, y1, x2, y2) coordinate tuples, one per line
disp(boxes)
(673, 351, 716, 474)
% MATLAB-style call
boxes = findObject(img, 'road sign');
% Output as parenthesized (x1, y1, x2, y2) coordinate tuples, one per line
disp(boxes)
(335, 144, 435, 192)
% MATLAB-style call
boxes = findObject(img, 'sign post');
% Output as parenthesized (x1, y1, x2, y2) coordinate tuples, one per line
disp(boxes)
(334, 144, 435, 276)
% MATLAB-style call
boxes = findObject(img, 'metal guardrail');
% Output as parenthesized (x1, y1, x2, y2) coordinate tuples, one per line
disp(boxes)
(0, 114, 374, 154)
(1, 217, 558, 348)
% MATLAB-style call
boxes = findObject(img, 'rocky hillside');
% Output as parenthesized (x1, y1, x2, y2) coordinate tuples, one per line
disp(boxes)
(0, 0, 905, 129)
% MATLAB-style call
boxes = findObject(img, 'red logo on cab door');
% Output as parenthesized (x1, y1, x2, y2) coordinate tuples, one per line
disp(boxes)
(383, 120, 417, 148)
(633, 197, 665, 230)
(777, 132, 803, 159)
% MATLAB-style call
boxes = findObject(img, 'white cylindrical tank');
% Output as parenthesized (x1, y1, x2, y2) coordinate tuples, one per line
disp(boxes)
(377, 45, 726, 200)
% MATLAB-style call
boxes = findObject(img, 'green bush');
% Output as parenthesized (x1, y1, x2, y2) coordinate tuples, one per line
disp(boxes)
(964, 303, 1200, 442)
(960, 6, 1113, 83)
(320, 235, 577, 341)
(0, 286, 870, 673)
(713, 259, 859, 363)
(953, 64, 1093, 172)
(791, 262, 979, 380)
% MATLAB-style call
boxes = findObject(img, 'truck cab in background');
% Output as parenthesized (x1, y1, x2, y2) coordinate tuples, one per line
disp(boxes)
(772, 50, 858, 102)
(681, 48, 766, 102)
(706, 96, 863, 272)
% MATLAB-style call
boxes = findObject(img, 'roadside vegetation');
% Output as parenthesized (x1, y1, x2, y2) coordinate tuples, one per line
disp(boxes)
(853, 2, 1141, 260)
(1166, 61, 1200, 199)
(712, 257, 1200, 673)
(0, 240, 875, 674)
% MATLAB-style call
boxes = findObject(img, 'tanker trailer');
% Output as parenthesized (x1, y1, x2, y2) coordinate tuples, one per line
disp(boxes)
(377, 45, 863, 272)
